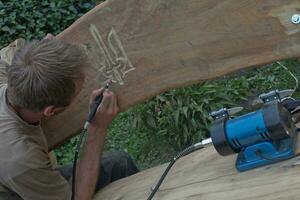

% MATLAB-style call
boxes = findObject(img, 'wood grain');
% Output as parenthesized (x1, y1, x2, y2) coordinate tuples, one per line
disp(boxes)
(43, 0, 300, 149)
(93, 131, 300, 200)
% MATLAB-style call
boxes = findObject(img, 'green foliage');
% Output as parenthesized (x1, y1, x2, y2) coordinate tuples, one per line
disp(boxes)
(54, 136, 79, 166)
(105, 109, 176, 169)
(131, 82, 244, 151)
(0, 0, 100, 48)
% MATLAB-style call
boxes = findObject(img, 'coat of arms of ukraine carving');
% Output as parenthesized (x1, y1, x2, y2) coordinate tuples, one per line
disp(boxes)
(87, 24, 135, 85)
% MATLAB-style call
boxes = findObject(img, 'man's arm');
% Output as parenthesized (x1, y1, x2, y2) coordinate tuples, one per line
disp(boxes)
(75, 89, 119, 200)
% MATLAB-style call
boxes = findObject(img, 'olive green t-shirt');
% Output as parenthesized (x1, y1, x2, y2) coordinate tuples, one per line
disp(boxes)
(0, 40, 71, 199)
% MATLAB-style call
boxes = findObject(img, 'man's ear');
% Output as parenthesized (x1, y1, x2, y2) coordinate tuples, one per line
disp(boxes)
(43, 105, 56, 117)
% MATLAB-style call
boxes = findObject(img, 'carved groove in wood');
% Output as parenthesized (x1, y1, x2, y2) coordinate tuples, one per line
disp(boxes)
(88, 24, 135, 85)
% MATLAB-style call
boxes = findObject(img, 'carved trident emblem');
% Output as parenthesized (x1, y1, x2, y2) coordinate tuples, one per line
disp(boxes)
(89, 24, 135, 85)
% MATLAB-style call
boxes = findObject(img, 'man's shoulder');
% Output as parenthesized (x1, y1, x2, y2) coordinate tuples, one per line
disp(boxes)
(0, 134, 70, 199)
(0, 133, 52, 183)
(0, 123, 49, 171)
(1, 133, 50, 164)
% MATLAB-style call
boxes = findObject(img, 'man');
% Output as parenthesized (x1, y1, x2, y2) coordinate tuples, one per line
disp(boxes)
(0, 36, 138, 200)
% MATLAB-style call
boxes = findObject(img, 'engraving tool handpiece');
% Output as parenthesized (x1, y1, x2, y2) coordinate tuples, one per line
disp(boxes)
(83, 80, 112, 130)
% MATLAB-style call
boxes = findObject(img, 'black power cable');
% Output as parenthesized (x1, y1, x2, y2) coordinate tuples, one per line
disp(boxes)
(255, 149, 300, 162)
(147, 142, 205, 200)
(147, 141, 299, 200)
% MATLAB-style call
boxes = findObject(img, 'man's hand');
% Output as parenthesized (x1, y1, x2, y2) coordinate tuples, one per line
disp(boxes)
(88, 88, 119, 132)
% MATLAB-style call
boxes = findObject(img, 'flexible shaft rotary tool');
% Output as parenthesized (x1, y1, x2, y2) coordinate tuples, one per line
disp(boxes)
(148, 88, 300, 200)
(210, 89, 300, 171)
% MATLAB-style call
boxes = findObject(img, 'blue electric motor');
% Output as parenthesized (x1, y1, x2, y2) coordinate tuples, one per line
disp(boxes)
(210, 90, 298, 171)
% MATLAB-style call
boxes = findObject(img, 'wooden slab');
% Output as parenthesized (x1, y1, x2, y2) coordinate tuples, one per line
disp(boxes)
(93, 131, 300, 200)
(43, 0, 300, 149)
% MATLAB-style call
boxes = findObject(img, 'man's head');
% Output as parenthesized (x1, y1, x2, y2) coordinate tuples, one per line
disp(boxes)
(7, 38, 87, 117)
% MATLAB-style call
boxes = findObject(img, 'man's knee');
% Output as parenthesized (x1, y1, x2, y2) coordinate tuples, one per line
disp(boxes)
(96, 150, 139, 190)
(103, 150, 139, 177)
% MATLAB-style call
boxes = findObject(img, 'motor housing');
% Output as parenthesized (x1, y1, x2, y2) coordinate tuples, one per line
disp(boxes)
(210, 101, 297, 171)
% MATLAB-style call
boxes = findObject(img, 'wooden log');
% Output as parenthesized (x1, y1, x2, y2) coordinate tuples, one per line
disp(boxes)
(43, 0, 300, 149)
(93, 131, 300, 200)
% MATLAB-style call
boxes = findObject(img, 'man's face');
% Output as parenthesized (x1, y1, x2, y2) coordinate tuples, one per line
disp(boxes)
(51, 76, 85, 116)
(73, 76, 85, 103)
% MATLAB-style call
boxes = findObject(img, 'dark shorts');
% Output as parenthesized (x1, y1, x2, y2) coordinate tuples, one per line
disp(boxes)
(59, 150, 139, 191)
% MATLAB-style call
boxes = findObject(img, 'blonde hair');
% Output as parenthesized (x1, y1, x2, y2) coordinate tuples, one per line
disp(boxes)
(7, 39, 87, 111)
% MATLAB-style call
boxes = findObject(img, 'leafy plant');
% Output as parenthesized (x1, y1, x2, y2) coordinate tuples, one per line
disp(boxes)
(54, 136, 79, 166)
(0, 0, 101, 48)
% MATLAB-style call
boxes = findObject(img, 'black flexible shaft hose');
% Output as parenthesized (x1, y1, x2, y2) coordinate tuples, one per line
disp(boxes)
(147, 143, 205, 200)
(71, 130, 86, 200)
